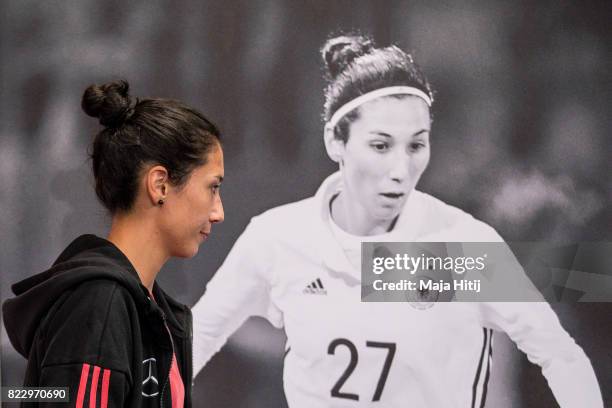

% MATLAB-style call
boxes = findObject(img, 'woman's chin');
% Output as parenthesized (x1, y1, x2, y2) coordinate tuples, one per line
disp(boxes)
(172, 243, 200, 259)
(372, 206, 402, 222)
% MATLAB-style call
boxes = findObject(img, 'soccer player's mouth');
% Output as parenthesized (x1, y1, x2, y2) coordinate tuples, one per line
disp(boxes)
(380, 192, 404, 199)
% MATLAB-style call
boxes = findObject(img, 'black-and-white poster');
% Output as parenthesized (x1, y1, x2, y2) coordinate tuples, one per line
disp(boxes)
(1, 1, 609, 407)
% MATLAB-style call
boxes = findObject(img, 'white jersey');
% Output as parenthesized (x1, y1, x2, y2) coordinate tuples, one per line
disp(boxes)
(192, 172, 602, 408)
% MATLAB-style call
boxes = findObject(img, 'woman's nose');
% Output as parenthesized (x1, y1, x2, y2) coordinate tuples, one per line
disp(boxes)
(387, 151, 410, 182)
(211, 196, 224, 223)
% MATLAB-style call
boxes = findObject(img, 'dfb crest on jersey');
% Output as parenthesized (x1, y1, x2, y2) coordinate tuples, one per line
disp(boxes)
(406, 277, 439, 309)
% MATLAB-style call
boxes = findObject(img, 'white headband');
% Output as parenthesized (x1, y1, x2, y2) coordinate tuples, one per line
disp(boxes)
(326, 86, 432, 130)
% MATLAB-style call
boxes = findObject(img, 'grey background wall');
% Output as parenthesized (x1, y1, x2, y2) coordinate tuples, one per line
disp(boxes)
(1, 1, 610, 406)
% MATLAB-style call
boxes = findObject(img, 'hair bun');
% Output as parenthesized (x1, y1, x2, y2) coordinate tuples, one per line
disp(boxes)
(81, 80, 135, 128)
(321, 35, 374, 79)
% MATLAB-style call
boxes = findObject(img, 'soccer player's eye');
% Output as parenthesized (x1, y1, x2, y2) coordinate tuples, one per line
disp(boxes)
(410, 142, 426, 152)
(370, 142, 389, 152)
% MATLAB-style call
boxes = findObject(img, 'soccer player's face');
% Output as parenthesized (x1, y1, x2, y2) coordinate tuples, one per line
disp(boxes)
(159, 144, 225, 258)
(340, 96, 431, 222)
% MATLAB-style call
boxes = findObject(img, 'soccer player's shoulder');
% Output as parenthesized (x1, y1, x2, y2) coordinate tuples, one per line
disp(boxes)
(412, 190, 502, 242)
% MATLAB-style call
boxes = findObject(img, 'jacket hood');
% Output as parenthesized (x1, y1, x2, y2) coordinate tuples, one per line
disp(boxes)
(2, 234, 159, 357)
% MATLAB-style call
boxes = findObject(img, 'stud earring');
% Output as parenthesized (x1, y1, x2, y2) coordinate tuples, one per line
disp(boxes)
(158, 185, 167, 205)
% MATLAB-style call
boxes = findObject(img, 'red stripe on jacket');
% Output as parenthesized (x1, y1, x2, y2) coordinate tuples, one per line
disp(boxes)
(76, 363, 90, 408)
(89, 365, 101, 407)
(100, 369, 111, 408)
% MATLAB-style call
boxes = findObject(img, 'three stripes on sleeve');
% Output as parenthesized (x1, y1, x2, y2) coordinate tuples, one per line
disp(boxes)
(75, 363, 111, 408)
(472, 328, 493, 408)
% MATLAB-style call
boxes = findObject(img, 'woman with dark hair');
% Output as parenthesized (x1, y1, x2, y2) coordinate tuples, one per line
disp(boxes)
(191, 36, 602, 407)
(3, 80, 224, 407)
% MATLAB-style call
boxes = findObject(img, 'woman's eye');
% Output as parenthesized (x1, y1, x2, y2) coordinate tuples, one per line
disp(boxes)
(410, 142, 426, 152)
(370, 142, 389, 152)
(211, 184, 221, 194)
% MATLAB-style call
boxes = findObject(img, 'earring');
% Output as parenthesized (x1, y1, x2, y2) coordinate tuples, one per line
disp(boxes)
(158, 185, 167, 205)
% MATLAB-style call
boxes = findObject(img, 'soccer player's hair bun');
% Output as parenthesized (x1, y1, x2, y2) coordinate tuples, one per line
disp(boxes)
(81, 79, 135, 128)
(322, 35, 374, 79)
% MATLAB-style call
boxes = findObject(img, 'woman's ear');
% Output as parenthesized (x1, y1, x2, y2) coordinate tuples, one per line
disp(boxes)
(324, 124, 345, 165)
(145, 165, 169, 206)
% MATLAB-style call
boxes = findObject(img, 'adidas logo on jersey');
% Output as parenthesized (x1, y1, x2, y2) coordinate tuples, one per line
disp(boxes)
(303, 278, 327, 295)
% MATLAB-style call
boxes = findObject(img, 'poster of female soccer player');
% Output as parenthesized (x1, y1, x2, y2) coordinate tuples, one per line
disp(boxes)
(1, 1, 610, 407)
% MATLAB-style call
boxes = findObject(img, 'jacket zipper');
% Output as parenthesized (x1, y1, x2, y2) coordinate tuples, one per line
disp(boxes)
(159, 312, 173, 408)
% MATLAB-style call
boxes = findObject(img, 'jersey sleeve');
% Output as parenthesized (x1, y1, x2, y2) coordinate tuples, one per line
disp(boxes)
(481, 301, 602, 407)
(473, 223, 603, 407)
(32, 281, 134, 406)
(192, 217, 281, 377)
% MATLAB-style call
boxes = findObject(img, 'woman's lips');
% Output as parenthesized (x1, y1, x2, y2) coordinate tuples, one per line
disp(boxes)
(380, 192, 404, 199)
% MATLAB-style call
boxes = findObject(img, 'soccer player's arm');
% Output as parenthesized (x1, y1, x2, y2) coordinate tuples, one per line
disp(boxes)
(34, 281, 133, 407)
(481, 301, 602, 407)
(478, 245, 603, 408)
(191, 217, 279, 378)
(466, 221, 603, 407)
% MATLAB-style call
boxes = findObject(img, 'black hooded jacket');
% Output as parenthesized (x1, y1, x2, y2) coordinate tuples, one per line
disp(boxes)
(2, 234, 193, 407)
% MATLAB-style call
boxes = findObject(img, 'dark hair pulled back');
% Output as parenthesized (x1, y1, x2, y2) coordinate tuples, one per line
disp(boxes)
(321, 34, 433, 142)
(82, 80, 221, 214)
